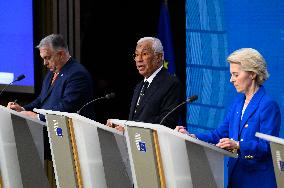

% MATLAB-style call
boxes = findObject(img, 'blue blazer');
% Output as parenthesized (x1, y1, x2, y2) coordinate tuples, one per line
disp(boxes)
(24, 58, 94, 120)
(129, 68, 182, 129)
(196, 86, 281, 188)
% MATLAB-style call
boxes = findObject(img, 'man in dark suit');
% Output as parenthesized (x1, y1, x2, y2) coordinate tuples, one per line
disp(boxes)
(7, 34, 94, 120)
(109, 37, 182, 129)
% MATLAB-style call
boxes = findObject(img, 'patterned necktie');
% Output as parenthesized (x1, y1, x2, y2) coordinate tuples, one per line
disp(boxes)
(135, 81, 149, 113)
(51, 73, 59, 85)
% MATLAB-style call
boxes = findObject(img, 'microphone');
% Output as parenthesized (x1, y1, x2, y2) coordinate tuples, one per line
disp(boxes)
(159, 95, 198, 125)
(105, 92, 115, 99)
(77, 92, 115, 114)
(0, 74, 26, 96)
(15, 74, 26, 82)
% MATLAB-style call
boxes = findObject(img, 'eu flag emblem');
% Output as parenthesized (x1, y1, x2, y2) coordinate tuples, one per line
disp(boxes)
(56, 127, 63, 137)
(280, 161, 284, 172)
(139, 141, 146, 152)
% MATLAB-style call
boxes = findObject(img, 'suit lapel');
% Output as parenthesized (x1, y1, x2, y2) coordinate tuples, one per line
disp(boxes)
(139, 82, 157, 106)
(232, 99, 243, 140)
(239, 86, 265, 134)
(41, 72, 53, 103)
(129, 81, 143, 120)
(138, 69, 166, 111)
(41, 60, 71, 104)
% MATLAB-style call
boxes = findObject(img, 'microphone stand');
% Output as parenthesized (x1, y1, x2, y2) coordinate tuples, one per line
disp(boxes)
(77, 96, 105, 114)
(0, 82, 14, 97)
(159, 95, 198, 125)
(159, 101, 187, 125)
(77, 93, 115, 114)
(0, 74, 26, 96)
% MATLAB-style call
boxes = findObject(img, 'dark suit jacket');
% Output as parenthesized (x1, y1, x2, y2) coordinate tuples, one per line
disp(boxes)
(24, 58, 94, 120)
(129, 68, 182, 129)
(196, 86, 280, 188)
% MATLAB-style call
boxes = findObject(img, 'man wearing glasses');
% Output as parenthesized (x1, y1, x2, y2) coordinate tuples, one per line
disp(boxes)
(109, 37, 182, 129)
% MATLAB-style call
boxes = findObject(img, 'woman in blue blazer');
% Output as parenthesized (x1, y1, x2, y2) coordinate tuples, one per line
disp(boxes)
(176, 48, 281, 188)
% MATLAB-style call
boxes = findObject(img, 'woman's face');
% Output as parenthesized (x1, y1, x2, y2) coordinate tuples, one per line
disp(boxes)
(229, 63, 256, 94)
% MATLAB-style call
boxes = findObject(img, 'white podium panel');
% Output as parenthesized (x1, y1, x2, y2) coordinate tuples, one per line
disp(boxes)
(112, 119, 236, 188)
(0, 105, 49, 188)
(256, 132, 284, 188)
(35, 109, 133, 188)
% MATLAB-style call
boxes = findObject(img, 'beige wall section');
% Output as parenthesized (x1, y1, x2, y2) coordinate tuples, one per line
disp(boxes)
(45, 114, 78, 188)
(270, 142, 284, 188)
(127, 127, 162, 188)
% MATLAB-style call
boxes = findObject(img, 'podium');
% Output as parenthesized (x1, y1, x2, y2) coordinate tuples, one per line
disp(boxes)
(0, 105, 49, 188)
(35, 109, 133, 188)
(34, 107, 237, 188)
(112, 119, 237, 188)
(255, 132, 284, 188)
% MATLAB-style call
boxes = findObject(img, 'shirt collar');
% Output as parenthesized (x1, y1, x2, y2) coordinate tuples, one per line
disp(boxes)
(54, 56, 72, 74)
(144, 65, 163, 85)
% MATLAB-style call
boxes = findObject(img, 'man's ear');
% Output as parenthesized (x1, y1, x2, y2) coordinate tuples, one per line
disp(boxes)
(156, 53, 163, 63)
(59, 50, 64, 56)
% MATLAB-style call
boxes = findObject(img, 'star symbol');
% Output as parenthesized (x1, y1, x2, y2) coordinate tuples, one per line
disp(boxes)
(163, 61, 169, 69)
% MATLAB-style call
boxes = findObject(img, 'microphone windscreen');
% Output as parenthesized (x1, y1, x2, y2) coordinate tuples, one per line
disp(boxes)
(105, 92, 115, 99)
(187, 95, 198, 102)
(15, 74, 25, 81)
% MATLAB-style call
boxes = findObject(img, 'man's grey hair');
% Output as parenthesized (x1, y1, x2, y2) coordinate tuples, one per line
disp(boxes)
(137, 37, 164, 59)
(36, 34, 69, 52)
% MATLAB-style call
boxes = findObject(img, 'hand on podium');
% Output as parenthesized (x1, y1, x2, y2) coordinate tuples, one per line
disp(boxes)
(7, 101, 24, 112)
(20, 111, 38, 119)
(175, 126, 196, 138)
(106, 119, 125, 132)
(7, 101, 38, 119)
(216, 138, 239, 153)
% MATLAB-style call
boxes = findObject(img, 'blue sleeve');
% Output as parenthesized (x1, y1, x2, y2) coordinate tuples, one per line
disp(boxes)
(195, 102, 235, 144)
(239, 101, 281, 159)
(23, 73, 50, 111)
(23, 95, 42, 111)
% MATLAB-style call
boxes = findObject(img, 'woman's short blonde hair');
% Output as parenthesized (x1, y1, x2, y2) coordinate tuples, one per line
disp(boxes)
(227, 48, 269, 85)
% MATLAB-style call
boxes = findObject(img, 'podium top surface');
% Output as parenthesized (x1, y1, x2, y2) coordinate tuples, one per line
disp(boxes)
(256, 132, 284, 145)
(0, 105, 45, 125)
(112, 119, 237, 158)
(34, 108, 123, 135)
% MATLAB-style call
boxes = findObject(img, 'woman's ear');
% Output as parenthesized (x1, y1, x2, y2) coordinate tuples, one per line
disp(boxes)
(250, 72, 257, 80)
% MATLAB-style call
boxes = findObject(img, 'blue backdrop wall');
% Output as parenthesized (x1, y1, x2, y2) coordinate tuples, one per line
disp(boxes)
(186, 0, 284, 138)
(185, 1, 284, 186)
(0, 0, 34, 92)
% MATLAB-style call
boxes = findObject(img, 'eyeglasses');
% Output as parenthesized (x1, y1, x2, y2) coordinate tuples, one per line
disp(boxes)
(133, 49, 154, 60)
